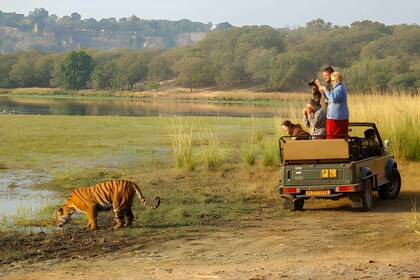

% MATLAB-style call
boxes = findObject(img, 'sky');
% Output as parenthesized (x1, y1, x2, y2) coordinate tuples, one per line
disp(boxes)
(1, 0, 419, 28)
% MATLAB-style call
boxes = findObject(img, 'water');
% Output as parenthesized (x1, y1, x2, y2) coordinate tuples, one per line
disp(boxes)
(0, 96, 286, 118)
(0, 169, 57, 216)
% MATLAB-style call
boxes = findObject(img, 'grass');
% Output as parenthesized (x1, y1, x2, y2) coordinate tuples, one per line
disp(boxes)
(0, 91, 419, 233)
(0, 114, 279, 231)
(348, 92, 420, 161)
(200, 138, 226, 171)
(244, 146, 258, 166)
(10, 87, 68, 96)
(169, 118, 196, 170)
(197, 121, 228, 172)
(260, 139, 280, 167)
(0, 202, 58, 231)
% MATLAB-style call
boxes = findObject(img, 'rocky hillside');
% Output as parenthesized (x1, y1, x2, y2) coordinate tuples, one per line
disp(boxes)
(0, 9, 233, 53)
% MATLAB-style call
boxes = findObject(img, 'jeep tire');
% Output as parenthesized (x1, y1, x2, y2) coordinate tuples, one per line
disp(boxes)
(378, 167, 401, 199)
(361, 179, 373, 211)
(282, 194, 304, 211)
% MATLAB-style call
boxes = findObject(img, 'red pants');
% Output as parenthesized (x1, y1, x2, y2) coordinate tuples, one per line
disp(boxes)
(326, 119, 348, 139)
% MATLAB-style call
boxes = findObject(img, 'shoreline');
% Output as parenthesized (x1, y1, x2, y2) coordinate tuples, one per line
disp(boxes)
(0, 86, 311, 104)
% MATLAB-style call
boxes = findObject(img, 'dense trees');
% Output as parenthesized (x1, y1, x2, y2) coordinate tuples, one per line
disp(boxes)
(56, 50, 93, 90)
(0, 20, 419, 92)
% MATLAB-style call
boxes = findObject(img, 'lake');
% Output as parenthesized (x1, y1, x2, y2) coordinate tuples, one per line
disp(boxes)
(0, 96, 288, 118)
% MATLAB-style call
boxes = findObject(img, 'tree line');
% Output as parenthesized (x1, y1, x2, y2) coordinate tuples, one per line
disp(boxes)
(0, 19, 419, 92)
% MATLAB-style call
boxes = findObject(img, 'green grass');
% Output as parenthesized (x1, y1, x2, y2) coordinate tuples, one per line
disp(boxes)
(0, 115, 276, 168)
(244, 146, 258, 166)
(260, 138, 280, 167)
(1, 202, 58, 230)
(169, 118, 196, 170)
(10, 87, 68, 96)
(0, 115, 280, 231)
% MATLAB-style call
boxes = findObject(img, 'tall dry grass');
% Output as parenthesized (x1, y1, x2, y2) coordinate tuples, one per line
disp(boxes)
(276, 91, 420, 161)
(169, 118, 196, 171)
(198, 130, 226, 172)
(169, 117, 229, 171)
(348, 92, 420, 161)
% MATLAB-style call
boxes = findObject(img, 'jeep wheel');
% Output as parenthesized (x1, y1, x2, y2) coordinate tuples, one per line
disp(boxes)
(293, 199, 305, 211)
(379, 167, 401, 199)
(282, 195, 304, 211)
(361, 179, 373, 211)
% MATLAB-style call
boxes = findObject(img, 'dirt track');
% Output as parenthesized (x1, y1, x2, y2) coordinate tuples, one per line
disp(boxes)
(1, 194, 420, 280)
(1, 162, 420, 280)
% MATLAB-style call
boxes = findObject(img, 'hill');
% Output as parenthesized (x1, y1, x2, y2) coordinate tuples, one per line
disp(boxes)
(0, 9, 233, 53)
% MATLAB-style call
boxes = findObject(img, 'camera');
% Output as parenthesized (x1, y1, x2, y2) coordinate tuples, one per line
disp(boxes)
(308, 79, 316, 86)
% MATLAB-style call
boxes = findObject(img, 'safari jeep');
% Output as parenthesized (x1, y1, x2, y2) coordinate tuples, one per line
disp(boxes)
(278, 122, 401, 211)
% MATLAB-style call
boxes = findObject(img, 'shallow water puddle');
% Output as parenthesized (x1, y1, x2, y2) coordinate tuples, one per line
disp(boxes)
(0, 169, 58, 216)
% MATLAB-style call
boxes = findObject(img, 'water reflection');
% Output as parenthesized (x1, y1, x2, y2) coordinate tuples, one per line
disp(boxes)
(0, 96, 286, 118)
(0, 169, 57, 216)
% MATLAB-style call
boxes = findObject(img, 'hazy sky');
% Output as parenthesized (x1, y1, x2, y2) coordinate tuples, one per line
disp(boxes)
(1, 0, 419, 28)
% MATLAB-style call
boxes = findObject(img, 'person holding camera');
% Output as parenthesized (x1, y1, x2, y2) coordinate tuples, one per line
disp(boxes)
(303, 99, 327, 139)
(321, 66, 335, 91)
(312, 66, 334, 112)
(319, 71, 349, 139)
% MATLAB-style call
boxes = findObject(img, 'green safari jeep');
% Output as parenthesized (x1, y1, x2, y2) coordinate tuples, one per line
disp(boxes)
(278, 122, 401, 211)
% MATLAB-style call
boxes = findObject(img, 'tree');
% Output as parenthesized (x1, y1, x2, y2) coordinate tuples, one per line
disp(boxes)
(215, 65, 238, 89)
(28, 8, 49, 25)
(90, 61, 117, 89)
(0, 53, 18, 88)
(57, 50, 93, 90)
(34, 54, 55, 87)
(172, 56, 211, 92)
(306, 18, 332, 31)
(148, 55, 174, 81)
(9, 50, 40, 87)
(246, 47, 278, 90)
(270, 54, 316, 91)
(110, 52, 151, 90)
(70, 13, 81, 21)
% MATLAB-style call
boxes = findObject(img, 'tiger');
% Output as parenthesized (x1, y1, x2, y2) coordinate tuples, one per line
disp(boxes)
(56, 180, 160, 230)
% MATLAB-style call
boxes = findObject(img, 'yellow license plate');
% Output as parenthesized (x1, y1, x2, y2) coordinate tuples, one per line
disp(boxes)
(306, 190, 331, 195)
(321, 169, 337, 178)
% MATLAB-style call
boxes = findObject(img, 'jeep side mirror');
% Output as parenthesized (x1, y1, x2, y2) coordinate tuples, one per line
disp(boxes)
(384, 140, 390, 150)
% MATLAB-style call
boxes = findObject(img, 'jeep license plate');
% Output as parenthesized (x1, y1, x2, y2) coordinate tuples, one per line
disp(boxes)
(306, 190, 331, 195)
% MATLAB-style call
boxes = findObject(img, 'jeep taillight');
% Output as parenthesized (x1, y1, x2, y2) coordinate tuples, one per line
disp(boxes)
(283, 188, 298, 194)
(337, 186, 356, 192)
